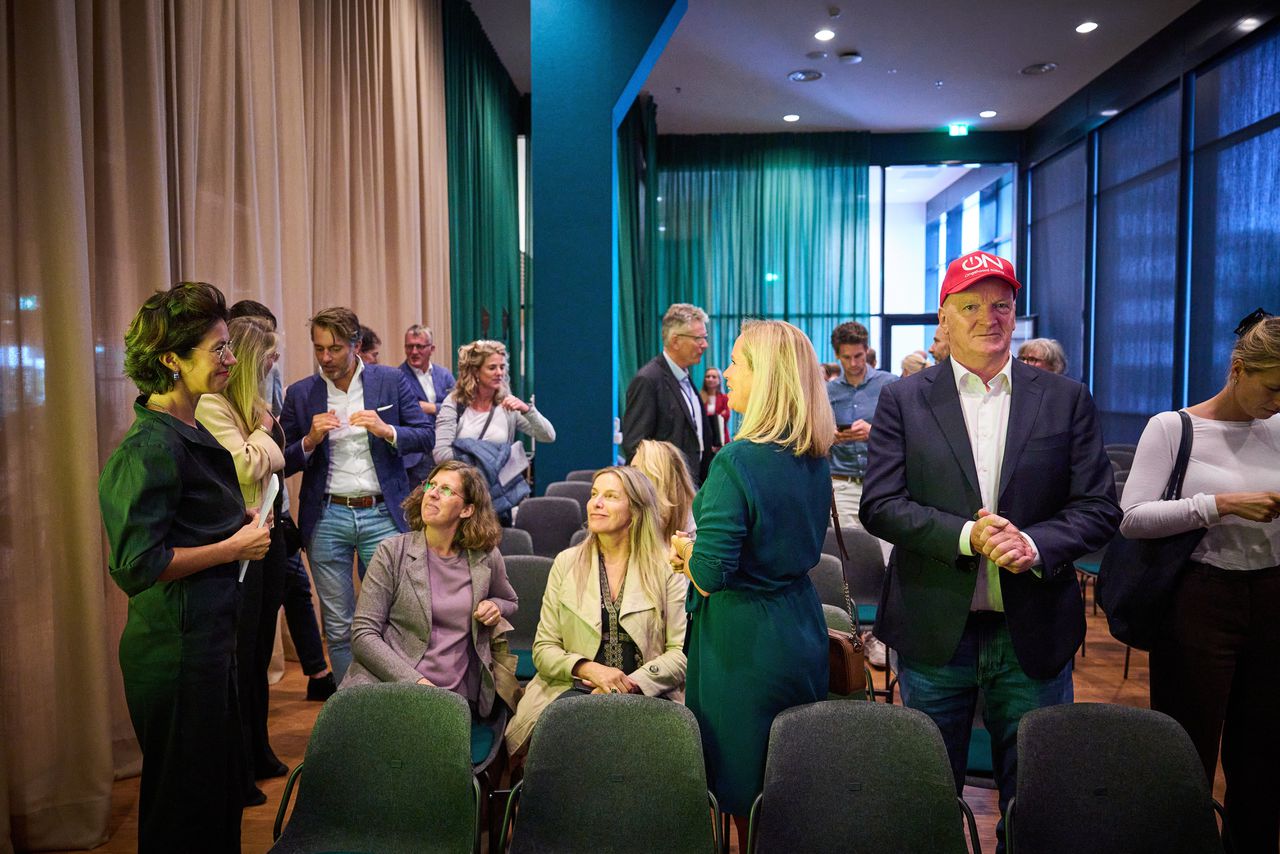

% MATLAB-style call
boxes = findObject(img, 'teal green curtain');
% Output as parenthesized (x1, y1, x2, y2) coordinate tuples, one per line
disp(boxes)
(442, 0, 524, 395)
(617, 95, 659, 409)
(655, 132, 871, 381)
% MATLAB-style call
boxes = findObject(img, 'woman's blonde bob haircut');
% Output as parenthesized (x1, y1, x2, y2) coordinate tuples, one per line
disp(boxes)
(732, 320, 835, 458)
(453, 339, 509, 408)
(1232, 316, 1280, 375)
(564, 466, 671, 614)
(630, 440, 696, 541)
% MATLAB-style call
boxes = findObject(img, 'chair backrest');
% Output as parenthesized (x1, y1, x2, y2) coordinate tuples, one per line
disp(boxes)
(511, 694, 715, 854)
(752, 700, 969, 853)
(569, 528, 589, 547)
(513, 496, 584, 558)
(809, 554, 846, 610)
(500, 526, 534, 556)
(565, 468, 598, 483)
(1105, 444, 1137, 475)
(821, 527, 885, 608)
(270, 683, 475, 854)
(545, 480, 592, 517)
(1011, 703, 1223, 854)
(503, 555, 554, 651)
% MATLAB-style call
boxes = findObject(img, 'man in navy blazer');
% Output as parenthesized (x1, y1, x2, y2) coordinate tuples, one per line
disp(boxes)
(282, 307, 433, 683)
(860, 252, 1120, 850)
(399, 323, 455, 484)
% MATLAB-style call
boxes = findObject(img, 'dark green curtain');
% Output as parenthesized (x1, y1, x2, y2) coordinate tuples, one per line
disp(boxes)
(617, 95, 659, 409)
(442, 0, 524, 394)
(654, 132, 871, 381)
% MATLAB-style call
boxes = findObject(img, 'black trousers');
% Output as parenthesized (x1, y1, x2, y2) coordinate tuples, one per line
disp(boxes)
(281, 548, 328, 675)
(1151, 561, 1280, 854)
(237, 525, 287, 782)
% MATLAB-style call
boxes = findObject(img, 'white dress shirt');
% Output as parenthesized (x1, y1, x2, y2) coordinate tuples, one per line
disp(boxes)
(951, 357, 1040, 611)
(411, 364, 437, 404)
(323, 360, 382, 497)
(663, 351, 704, 452)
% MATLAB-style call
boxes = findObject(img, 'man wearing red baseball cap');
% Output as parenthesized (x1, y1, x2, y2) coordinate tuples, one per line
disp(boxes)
(860, 250, 1120, 852)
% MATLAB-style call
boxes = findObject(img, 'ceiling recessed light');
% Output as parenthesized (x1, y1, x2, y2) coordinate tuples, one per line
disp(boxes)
(979, 110, 998, 118)
(788, 69, 824, 82)
(1238, 17, 1261, 32)
(806, 50, 829, 60)
(783, 114, 800, 122)
(838, 51, 863, 64)
(1100, 108, 1119, 117)
(1020, 62, 1059, 76)
(814, 28, 835, 41)
(1075, 21, 1098, 34)
(887, 68, 898, 75)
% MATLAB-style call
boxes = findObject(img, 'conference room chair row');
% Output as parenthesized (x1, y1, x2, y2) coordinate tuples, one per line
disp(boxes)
(268, 683, 1226, 854)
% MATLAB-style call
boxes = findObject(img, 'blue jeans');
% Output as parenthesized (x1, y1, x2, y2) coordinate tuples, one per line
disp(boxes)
(897, 612, 1073, 853)
(306, 501, 401, 684)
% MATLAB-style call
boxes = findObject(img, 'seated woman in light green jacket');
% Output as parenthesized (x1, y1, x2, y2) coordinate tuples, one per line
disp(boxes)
(505, 466, 688, 756)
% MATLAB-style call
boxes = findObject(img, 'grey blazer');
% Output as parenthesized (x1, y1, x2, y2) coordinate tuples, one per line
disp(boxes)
(342, 531, 518, 717)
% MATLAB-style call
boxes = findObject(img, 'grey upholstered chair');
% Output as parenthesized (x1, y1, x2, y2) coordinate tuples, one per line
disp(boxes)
(565, 468, 597, 482)
(499, 526, 534, 556)
(271, 683, 478, 853)
(502, 554, 554, 682)
(748, 700, 978, 853)
(501, 694, 720, 853)
(545, 480, 592, 518)
(1007, 702, 1225, 854)
(513, 496, 584, 558)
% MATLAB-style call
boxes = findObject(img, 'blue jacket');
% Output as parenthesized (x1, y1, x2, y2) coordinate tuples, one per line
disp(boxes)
(452, 437, 530, 515)
(398, 360, 456, 483)
(282, 364, 435, 544)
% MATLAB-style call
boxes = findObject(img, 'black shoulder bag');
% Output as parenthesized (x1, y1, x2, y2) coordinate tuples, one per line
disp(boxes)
(1096, 410, 1206, 651)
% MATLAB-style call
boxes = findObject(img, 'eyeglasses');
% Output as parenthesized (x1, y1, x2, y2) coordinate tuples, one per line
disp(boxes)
(1018, 355, 1044, 365)
(196, 342, 235, 362)
(677, 334, 709, 344)
(422, 480, 457, 499)
(405, 343, 433, 351)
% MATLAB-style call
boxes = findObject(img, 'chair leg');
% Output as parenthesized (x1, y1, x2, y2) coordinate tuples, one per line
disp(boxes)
(1123, 645, 1131, 680)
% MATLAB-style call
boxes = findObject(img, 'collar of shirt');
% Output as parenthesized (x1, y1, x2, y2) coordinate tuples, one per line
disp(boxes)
(661, 350, 691, 384)
(949, 355, 1013, 396)
(834, 366, 880, 390)
(410, 363, 433, 378)
(322, 357, 365, 396)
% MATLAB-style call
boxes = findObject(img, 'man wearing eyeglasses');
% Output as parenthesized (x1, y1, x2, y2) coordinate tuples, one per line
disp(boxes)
(399, 323, 456, 484)
(622, 302, 714, 485)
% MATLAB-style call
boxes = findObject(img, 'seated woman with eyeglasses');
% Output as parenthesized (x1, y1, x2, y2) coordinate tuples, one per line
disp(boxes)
(341, 461, 520, 724)
(505, 467, 688, 757)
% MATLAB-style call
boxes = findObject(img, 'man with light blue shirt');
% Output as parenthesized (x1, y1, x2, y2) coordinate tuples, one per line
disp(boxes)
(622, 303, 713, 484)
(827, 320, 897, 530)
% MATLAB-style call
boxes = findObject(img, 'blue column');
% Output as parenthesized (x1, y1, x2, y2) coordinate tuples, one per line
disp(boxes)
(530, 0, 685, 489)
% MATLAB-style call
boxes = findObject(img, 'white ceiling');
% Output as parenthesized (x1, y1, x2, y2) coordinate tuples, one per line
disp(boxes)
(468, 0, 1200, 133)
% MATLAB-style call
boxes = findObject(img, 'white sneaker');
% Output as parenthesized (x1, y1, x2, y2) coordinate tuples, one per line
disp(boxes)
(863, 632, 887, 669)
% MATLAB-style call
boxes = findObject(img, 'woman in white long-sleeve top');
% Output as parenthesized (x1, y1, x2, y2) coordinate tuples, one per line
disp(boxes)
(432, 339, 555, 461)
(1119, 311, 1280, 854)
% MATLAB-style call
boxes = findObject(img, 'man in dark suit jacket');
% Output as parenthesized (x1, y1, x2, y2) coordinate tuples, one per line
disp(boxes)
(398, 323, 456, 484)
(281, 307, 433, 683)
(622, 303, 714, 484)
(860, 252, 1120, 850)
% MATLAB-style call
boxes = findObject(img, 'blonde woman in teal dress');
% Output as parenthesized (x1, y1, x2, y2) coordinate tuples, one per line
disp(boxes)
(671, 320, 835, 846)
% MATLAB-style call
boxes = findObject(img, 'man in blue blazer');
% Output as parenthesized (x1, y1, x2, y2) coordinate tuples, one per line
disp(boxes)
(399, 323, 455, 484)
(282, 307, 433, 683)
(860, 252, 1120, 851)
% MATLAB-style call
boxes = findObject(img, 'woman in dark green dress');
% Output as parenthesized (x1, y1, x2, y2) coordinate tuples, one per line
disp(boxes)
(98, 282, 272, 853)
(672, 320, 835, 845)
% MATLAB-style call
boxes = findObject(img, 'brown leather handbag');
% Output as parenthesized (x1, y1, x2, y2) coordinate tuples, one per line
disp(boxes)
(826, 495, 867, 695)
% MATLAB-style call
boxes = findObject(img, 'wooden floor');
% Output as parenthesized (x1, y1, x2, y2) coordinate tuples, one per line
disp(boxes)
(68, 591, 1222, 854)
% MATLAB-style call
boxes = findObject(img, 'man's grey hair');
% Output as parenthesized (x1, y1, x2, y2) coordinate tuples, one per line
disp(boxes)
(661, 303, 709, 346)
(1018, 337, 1067, 374)
(405, 324, 434, 343)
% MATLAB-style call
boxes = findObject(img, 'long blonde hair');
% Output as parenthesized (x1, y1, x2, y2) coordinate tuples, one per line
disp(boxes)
(732, 320, 835, 457)
(565, 467, 670, 615)
(223, 317, 276, 433)
(453, 339, 508, 408)
(630, 440, 695, 541)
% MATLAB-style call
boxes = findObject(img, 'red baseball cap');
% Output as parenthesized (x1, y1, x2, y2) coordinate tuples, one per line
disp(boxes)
(939, 251, 1022, 307)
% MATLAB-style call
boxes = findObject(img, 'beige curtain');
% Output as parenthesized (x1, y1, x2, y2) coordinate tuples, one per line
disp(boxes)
(0, 0, 450, 849)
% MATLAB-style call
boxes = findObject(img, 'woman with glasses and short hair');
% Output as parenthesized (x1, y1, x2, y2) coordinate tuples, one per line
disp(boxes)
(99, 282, 272, 852)
(195, 316, 289, 802)
(341, 461, 520, 728)
(1017, 337, 1067, 374)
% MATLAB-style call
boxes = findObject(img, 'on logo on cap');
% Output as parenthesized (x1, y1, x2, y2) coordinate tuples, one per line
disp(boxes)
(960, 252, 1007, 274)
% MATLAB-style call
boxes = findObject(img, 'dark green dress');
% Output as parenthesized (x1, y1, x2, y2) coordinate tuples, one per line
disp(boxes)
(98, 398, 247, 853)
(686, 440, 831, 815)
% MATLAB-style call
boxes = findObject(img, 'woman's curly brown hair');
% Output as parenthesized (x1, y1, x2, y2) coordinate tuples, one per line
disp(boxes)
(401, 460, 502, 552)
